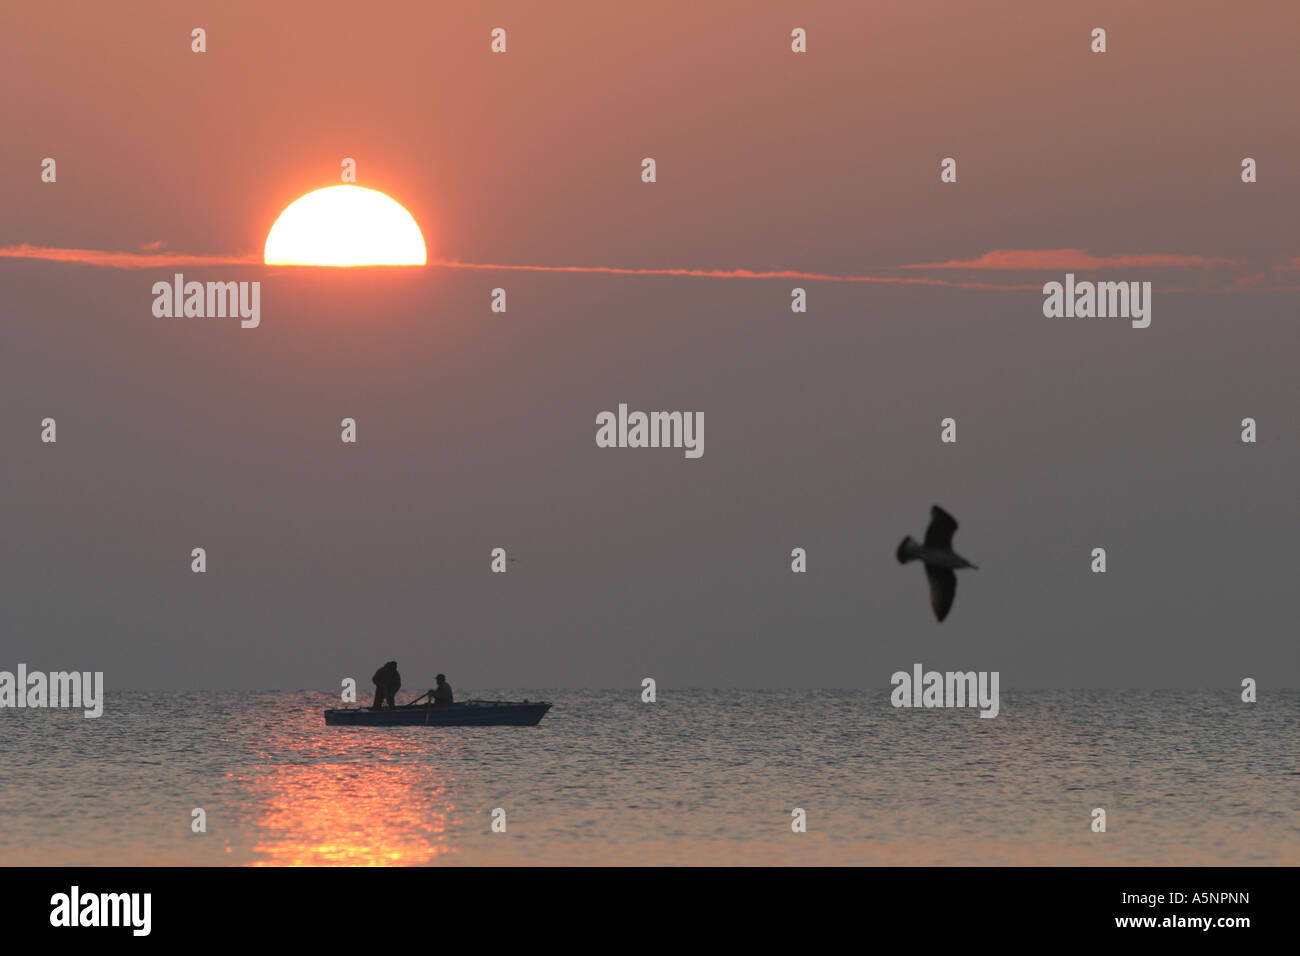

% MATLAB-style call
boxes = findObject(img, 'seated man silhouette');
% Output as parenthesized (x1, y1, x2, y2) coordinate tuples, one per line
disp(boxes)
(431, 673, 454, 706)
(371, 661, 401, 709)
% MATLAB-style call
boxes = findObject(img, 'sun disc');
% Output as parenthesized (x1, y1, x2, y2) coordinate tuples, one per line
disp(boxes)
(264, 185, 427, 266)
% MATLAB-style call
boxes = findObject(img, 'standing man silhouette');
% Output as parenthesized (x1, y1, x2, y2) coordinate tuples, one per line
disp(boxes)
(371, 661, 401, 709)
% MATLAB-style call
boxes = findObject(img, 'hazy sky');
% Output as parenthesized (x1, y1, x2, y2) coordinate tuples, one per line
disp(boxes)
(1, 1, 1296, 689)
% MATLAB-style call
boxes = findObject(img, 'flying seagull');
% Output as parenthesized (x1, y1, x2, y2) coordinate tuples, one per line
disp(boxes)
(896, 505, 978, 622)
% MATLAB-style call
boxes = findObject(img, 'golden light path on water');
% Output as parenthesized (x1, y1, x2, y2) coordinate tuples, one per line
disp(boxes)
(243, 762, 458, 866)
(233, 703, 463, 867)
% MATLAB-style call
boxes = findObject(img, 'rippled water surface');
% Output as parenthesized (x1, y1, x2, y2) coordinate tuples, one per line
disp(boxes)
(1, 690, 1296, 865)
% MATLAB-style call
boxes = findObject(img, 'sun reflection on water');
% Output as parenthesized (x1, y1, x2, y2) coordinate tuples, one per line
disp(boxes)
(237, 715, 463, 866)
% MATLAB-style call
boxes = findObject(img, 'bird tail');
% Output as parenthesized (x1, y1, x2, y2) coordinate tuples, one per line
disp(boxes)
(896, 536, 917, 563)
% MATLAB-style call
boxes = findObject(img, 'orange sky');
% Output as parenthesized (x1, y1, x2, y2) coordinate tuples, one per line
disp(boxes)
(2, 0, 1297, 279)
(1, 0, 1297, 692)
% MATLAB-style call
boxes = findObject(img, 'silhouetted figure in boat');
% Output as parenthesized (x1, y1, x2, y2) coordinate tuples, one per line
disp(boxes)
(372, 661, 401, 709)
(431, 673, 454, 707)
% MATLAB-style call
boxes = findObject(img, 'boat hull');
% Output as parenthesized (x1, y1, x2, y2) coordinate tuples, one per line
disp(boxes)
(324, 700, 551, 727)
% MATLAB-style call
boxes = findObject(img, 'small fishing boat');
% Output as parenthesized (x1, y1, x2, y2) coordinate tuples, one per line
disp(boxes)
(324, 699, 552, 727)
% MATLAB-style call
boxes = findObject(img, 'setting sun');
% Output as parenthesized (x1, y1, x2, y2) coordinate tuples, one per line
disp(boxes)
(264, 185, 426, 266)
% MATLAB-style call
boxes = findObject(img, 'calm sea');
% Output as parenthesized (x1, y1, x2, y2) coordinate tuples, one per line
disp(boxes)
(1, 689, 1295, 865)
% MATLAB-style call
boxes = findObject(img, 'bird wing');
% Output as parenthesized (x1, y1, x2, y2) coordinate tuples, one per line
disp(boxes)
(926, 566, 957, 622)
(924, 505, 958, 549)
